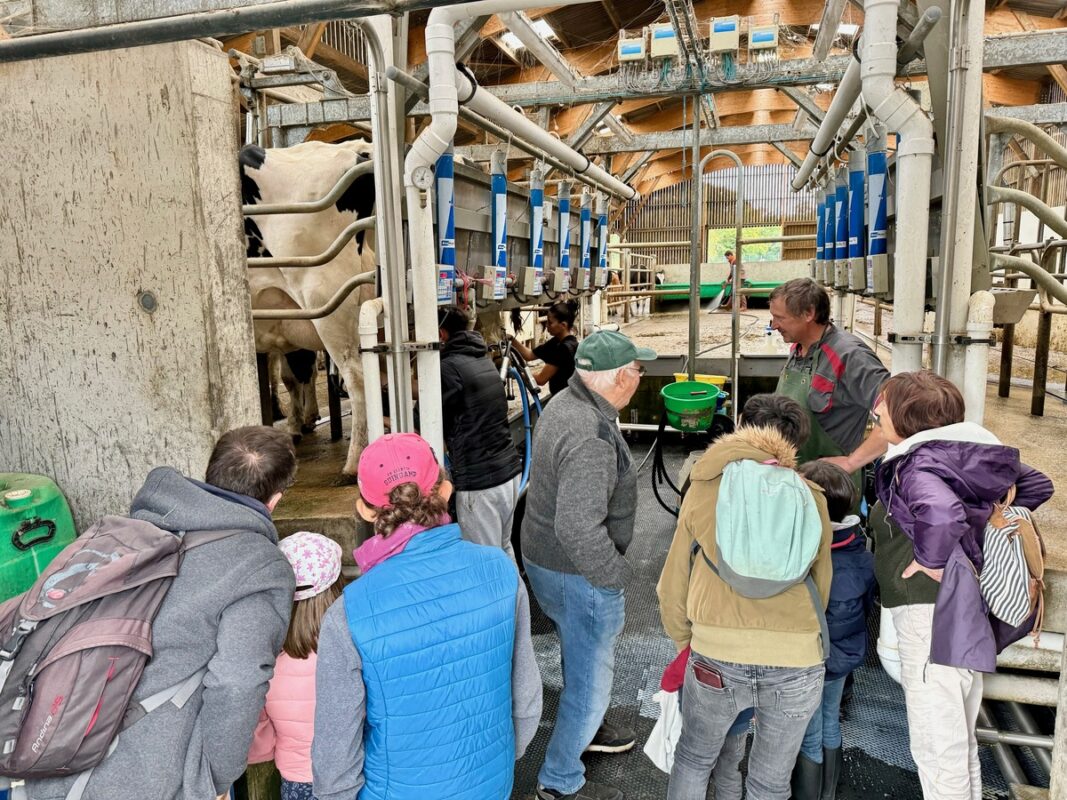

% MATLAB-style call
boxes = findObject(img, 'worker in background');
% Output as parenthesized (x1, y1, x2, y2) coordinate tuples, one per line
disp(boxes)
(769, 278, 890, 496)
(438, 306, 523, 558)
(521, 330, 658, 800)
(509, 299, 580, 397)
(721, 250, 747, 311)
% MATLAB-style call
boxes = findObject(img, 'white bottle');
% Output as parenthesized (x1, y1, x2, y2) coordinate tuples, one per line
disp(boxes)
(763, 324, 778, 354)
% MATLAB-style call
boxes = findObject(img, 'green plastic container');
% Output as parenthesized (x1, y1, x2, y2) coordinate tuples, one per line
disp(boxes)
(0, 473, 77, 602)
(662, 381, 721, 432)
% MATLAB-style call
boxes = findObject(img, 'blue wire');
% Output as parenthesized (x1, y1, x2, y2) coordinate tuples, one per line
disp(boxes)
(511, 367, 534, 493)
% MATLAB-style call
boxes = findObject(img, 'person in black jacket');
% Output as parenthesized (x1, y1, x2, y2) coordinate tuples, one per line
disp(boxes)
(439, 306, 523, 558)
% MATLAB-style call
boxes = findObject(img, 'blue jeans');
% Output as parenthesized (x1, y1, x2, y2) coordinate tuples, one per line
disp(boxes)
(667, 652, 823, 800)
(800, 675, 848, 762)
(525, 560, 626, 795)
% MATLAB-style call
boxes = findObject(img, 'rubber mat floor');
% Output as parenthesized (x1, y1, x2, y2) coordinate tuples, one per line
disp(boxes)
(511, 441, 1017, 800)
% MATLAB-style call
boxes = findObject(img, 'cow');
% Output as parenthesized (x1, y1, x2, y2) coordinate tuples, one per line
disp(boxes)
(241, 140, 376, 479)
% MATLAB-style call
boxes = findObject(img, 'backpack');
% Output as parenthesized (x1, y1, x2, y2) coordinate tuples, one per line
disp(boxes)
(979, 485, 1046, 638)
(0, 515, 239, 795)
(692, 459, 830, 656)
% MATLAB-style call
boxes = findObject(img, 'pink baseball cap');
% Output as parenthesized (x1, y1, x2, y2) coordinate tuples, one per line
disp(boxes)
(279, 532, 342, 602)
(357, 433, 441, 508)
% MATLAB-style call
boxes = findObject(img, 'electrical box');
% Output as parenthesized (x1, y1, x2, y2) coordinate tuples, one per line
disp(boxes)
(437, 264, 455, 303)
(590, 263, 604, 289)
(571, 266, 590, 292)
(748, 25, 778, 50)
(708, 16, 740, 53)
(833, 261, 849, 290)
(618, 36, 646, 62)
(516, 266, 541, 297)
(866, 254, 891, 297)
(650, 24, 679, 58)
(476, 265, 507, 302)
(848, 257, 866, 293)
(546, 269, 569, 293)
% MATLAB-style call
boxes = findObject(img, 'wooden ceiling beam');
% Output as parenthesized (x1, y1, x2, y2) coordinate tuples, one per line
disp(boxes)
(278, 27, 368, 88)
(295, 22, 327, 59)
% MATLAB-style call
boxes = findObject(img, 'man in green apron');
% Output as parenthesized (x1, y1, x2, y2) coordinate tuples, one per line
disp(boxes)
(770, 279, 890, 496)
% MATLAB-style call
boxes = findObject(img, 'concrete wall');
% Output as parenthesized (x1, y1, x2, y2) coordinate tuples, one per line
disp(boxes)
(0, 41, 260, 529)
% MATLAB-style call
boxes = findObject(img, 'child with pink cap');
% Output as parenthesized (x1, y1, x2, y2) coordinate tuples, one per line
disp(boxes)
(249, 531, 343, 800)
(311, 433, 543, 800)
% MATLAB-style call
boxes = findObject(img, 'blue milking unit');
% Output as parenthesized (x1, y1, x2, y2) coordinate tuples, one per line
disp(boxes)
(866, 127, 890, 296)
(553, 180, 572, 293)
(575, 189, 593, 291)
(847, 148, 866, 292)
(486, 150, 509, 302)
(814, 190, 825, 282)
(595, 193, 610, 288)
(821, 182, 836, 286)
(834, 167, 848, 289)
(434, 150, 456, 304)
(516, 166, 545, 297)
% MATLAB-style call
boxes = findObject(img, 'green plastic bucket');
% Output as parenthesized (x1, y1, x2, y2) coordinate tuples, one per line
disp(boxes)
(0, 474, 77, 602)
(661, 381, 721, 432)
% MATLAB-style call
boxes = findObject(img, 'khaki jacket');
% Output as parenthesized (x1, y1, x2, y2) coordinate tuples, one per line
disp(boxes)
(656, 426, 833, 668)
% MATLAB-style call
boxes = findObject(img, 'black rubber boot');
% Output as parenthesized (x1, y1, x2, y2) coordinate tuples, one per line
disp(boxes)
(790, 752, 822, 800)
(820, 747, 843, 800)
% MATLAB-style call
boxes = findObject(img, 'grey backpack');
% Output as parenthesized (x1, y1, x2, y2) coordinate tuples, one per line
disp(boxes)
(0, 516, 237, 796)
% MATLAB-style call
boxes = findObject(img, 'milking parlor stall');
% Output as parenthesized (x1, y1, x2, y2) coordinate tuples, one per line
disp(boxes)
(2, 0, 1067, 797)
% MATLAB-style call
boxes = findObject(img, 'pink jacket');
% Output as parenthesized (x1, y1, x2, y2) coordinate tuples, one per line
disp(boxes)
(248, 651, 317, 782)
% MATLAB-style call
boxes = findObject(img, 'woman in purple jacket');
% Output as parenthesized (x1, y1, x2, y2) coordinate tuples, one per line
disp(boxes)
(871, 371, 1053, 800)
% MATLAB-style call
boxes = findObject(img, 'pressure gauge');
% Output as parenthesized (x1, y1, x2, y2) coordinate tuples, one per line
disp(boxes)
(412, 166, 434, 191)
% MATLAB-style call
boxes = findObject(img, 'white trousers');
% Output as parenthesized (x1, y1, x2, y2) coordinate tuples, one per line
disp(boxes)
(891, 604, 983, 800)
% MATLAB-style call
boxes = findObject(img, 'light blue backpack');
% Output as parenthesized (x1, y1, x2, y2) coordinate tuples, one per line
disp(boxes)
(692, 458, 829, 656)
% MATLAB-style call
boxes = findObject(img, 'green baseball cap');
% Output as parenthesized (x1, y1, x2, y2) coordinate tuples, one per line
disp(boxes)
(575, 330, 657, 371)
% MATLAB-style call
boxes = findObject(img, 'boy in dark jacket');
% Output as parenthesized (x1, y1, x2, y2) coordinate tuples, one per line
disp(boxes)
(792, 461, 875, 800)
(439, 306, 522, 558)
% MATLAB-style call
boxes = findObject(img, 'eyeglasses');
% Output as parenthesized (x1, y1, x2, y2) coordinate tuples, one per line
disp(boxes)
(868, 409, 881, 426)
(625, 365, 647, 377)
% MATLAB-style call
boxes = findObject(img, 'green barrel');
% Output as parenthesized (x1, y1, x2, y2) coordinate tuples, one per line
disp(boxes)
(0, 473, 78, 602)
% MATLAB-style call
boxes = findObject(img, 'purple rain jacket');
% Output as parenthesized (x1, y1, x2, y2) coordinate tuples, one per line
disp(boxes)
(875, 421, 1054, 672)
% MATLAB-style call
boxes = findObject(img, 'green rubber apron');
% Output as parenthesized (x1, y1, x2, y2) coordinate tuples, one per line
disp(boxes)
(776, 354, 865, 505)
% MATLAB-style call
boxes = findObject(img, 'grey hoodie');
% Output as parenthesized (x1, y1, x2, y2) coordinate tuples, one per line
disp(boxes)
(27, 467, 295, 800)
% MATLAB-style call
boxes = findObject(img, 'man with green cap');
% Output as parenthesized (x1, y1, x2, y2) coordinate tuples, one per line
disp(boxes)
(521, 330, 657, 800)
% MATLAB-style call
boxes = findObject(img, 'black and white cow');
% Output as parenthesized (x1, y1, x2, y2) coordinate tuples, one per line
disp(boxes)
(241, 140, 376, 478)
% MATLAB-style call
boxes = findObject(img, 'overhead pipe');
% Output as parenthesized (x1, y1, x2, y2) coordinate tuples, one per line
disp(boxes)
(796, 8, 940, 191)
(453, 68, 637, 201)
(861, 0, 936, 374)
(987, 186, 1067, 240)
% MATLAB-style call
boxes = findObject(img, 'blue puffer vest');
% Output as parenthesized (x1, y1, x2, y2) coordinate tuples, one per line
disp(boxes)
(344, 523, 518, 800)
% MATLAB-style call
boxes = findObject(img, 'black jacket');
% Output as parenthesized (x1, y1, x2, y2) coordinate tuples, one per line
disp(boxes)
(440, 331, 522, 491)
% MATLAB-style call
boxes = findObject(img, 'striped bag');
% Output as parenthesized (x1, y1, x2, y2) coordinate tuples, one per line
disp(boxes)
(978, 486, 1046, 638)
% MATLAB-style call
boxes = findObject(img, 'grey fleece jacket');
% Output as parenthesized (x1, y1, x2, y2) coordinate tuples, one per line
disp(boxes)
(519, 374, 636, 589)
(311, 577, 542, 800)
(27, 467, 295, 800)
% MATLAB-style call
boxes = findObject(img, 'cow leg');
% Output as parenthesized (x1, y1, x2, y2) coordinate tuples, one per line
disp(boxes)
(267, 353, 287, 422)
(280, 355, 308, 443)
(285, 349, 320, 433)
(336, 353, 365, 479)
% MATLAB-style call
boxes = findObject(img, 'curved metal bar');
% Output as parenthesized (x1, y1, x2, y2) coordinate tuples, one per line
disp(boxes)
(991, 251, 1067, 306)
(690, 148, 744, 421)
(247, 217, 375, 269)
(990, 158, 1056, 189)
(252, 271, 376, 320)
(986, 116, 1067, 173)
(242, 160, 374, 216)
(987, 186, 1067, 240)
